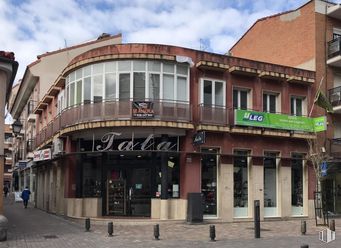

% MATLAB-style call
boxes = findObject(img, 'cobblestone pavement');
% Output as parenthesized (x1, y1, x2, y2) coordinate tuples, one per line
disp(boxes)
(1, 195, 340, 247)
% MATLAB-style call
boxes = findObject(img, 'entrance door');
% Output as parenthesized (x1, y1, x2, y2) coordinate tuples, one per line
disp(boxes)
(107, 179, 126, 215)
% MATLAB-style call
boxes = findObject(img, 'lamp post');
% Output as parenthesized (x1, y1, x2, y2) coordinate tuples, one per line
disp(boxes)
(12, 119, 23, 136)
(0, 51, 19, 241)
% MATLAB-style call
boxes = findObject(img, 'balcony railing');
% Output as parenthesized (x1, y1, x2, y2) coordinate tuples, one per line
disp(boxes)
(328, 38, 341, 59)
(328, 138, 341, 158)
(329, 86, 341, 107)
(198, 104, 228, 126)
(35, 100, 192, 148)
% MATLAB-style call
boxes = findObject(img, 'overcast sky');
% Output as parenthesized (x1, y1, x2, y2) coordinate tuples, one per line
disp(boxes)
(1, 0, 338, 82)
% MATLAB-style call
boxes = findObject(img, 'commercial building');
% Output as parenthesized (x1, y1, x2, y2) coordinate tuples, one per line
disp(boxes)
(229, 0, 341, 215)
(16, 37, 323, 221)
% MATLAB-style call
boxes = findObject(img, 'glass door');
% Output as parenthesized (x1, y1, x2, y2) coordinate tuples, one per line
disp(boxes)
(107, 179, 126, 216)
(264, 152, 278, 217)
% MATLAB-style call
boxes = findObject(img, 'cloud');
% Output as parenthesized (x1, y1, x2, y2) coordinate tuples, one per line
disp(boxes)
(0, 0, 311, 82)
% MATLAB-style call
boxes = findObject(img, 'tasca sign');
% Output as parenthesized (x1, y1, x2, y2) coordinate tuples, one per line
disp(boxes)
(33, 148, 52, 162)
(234, 109, 326, 132)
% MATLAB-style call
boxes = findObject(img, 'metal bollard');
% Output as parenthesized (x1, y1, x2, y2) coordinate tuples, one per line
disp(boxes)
(301, 220, 306, 235)
(154, 224, 160, 240)
(85, 218, 90, 232)
(209, 225, 216, 241)
(254, 200, 260, 238)
(108, 222, 113, 236)
(300, 245, 309, 248)
(329, 219, 335, 231)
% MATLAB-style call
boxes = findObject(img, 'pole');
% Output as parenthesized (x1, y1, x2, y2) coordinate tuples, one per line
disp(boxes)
(254, 200, 260, 238)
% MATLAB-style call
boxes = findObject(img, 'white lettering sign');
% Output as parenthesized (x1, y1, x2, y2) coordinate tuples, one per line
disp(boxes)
(33, 148, 52, 162)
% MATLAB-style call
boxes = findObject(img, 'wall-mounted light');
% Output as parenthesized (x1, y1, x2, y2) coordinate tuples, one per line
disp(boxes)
(12, 119, 23, 135)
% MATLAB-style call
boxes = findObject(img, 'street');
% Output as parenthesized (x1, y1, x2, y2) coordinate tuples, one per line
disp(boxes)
(1, 195, 340, 248)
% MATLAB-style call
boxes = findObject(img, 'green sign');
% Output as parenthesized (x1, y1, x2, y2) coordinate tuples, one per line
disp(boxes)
(234, 110, 326, 132)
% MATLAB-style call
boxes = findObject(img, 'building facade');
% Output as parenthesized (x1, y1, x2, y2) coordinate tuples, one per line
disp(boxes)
(28, 41, 320, 221)
(229, 0, 341, 215)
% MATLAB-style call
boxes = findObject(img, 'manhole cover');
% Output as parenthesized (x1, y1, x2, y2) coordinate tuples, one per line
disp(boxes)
(43, 235, 58, 239)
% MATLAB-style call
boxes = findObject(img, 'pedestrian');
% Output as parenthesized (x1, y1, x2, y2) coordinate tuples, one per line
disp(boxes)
(21, 186, 31, 208)
(3, 185, 8, 197)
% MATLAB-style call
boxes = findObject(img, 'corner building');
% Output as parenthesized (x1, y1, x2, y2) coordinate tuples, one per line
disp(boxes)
(33, 42, 317, 221)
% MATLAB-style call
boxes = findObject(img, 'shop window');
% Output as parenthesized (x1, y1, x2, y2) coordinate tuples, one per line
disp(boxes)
(82, 158, 102, 197)
(155, 156, 180, 198)
(291, 153, 304, 216)
(234, 150, 249, 217)
(263, 93, 278, 113)
(200, 79, 225, 106)
(264, 152, 278, 217)
(201, 148, 218, 216)
(233, 89, 249, 110)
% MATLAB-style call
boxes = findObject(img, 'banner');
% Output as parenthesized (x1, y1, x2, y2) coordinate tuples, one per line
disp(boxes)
(132, 101, 154, 118)
(234, 110, 326, 132)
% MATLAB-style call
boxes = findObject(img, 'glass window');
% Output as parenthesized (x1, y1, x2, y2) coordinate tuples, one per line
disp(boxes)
(105, 62, 116, 73)
(215, 81, 224, 106)
(133, 61, 145, 71)
(163, 63, 174, 73)
(149, 74, 160, 100)
(263, 93, 277, 113)
(93, 75, 103, 103)
(119, 73, 130, 100)
(163, 74, 174, 100)
(233, 89, 248, 110)
(148, 61, 161, 72)
(84, 77, 91, 104)
(234, 150, 249, 217)
(105, 73, 116, 100)
(70, 71, 75, 82)
(291, 97, 303, 116)
(133, 72, 145, 100)
(118, 61, 131, 71)
(76, 80, 82, 104)
(264, 152, 277, 208)
(177, 64, 187, 75)
(70, 83, 75, 106)
(203, 80, 212, 105)
(93, 63, 103, 74)
(201, 148, 218, 216)
(292, 154, 303, 208)
(76, 69, 82, 80)
(177, 76, 187, 102)
(84, 65, 91, 77)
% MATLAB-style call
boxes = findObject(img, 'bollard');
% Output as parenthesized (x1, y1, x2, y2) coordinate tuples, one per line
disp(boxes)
(154, 224, 160, 240)
(254, 200, 260, 238)
(108, 222, 113, 236)
(209, 225, 216, 241)
(301, 220, 306, 235)
(329, 219, 335, 231)
(85, 218, 90, 232)
(300, 245, 309, 248)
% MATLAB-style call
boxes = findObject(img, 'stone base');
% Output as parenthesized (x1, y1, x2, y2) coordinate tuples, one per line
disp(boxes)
(0, 215, 8, 241)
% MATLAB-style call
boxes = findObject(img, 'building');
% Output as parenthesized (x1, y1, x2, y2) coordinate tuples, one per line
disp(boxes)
(22, 38, 322, 221)
(229, 0, 341, 215)
(9, 34, 122, 204)
(4, 124, 13, 189)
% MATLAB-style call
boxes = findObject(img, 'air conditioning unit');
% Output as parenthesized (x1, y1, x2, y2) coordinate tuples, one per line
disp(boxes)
(52, 138, 64, 157)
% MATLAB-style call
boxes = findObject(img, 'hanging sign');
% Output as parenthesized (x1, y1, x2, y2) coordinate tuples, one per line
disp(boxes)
(33, 148, 52, 161)
(132, 101, 154, 118)
(193, 131, 205, 145)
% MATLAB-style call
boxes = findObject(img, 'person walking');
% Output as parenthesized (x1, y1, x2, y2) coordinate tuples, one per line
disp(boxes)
(21, 186, 31, 208)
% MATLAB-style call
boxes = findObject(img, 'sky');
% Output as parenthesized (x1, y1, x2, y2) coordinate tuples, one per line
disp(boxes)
(1, 0, 322, 82)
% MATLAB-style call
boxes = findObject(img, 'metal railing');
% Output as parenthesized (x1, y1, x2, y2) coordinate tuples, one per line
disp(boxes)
(328, 37, 341, 59)
(328, 138, 341, 158)
(329, 86, 341, 107)
(198, 104, 228, 126)
(35, 99, 192, 148)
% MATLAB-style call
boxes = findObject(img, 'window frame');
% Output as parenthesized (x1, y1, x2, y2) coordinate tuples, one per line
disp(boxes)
(199, 78, 226, 107)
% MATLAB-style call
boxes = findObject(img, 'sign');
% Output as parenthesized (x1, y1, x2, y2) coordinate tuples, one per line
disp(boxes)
(321, 161, 327, 177)
(234, 109, 326, 132)
(18, 161, 27, 169)
(96, 133, 177, 152)
(132, 101, 154, 118)
(193, 131, 205, 145)
(33, 148, 52, 162)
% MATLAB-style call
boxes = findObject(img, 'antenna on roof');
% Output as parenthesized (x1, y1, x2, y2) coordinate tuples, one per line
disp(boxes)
(199, 39, 208, 51)
(64, 39, 68, 48)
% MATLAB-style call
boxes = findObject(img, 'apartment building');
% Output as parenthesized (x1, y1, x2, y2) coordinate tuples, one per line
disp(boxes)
(24, 39, 322, 221)
(230, 0, 341, 215)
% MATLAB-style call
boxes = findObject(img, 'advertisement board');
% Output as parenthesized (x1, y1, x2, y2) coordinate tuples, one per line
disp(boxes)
(132, 101, 154, 118)
(234, 109, 326, 132)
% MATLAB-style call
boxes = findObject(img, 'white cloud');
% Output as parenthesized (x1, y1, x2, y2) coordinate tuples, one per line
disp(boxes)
(0, 0, 311, 82)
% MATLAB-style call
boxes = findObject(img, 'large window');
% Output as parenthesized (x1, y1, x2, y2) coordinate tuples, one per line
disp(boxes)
(200, 79, 225, 106)
(233, 88, 249, 110)
(291, 96, 304, 116)
(65, 60, 189, 108)
(263, 93, 278, 113)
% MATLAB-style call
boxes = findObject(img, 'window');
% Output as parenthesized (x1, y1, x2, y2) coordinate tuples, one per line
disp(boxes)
(65, 60, 189, 109)
(200, 79, 225, 106)
(291, 96, 304, 116)
(264, 152, 279, 217)
(291, 153, 304, 216)
(233, 89, 249, 110)
(263, 93, 277, 113)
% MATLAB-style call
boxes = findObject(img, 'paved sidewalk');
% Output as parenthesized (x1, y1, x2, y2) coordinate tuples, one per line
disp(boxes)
(0, 195, 340, 247)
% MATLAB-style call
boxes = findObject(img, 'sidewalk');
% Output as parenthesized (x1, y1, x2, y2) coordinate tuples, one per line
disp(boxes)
(1, 195, 340, 247)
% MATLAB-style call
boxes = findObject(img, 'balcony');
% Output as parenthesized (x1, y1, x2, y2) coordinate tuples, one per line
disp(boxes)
(198, 104, 228, 126)
(35, 100, 192, 148)
(327, 4, 341, 20)
(327, 38, 341, 67)
(329, 138, 341, 158)
(329, 86, 341, 112)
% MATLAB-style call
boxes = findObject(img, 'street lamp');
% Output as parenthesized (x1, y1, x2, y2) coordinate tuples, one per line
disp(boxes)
(12, 119, 23, 135)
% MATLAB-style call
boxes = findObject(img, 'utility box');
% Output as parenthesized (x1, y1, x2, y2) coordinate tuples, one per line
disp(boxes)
(187, 193, 203, 223)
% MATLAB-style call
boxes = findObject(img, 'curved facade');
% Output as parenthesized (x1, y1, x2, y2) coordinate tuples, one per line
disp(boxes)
(33, 43, 317, 221)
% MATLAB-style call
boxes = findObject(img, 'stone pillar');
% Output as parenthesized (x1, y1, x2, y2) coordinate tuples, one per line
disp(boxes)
(160, 135, 169, 219)
(219, 163, 233, 222)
